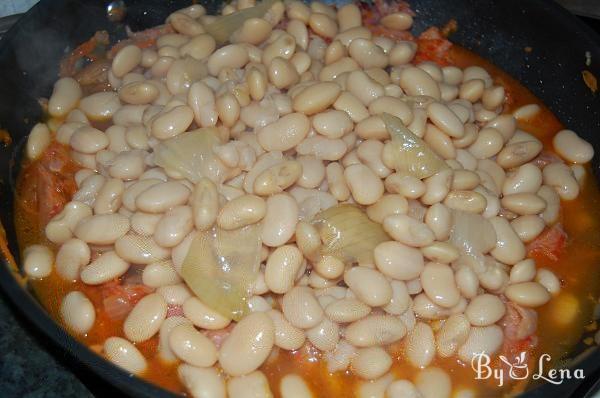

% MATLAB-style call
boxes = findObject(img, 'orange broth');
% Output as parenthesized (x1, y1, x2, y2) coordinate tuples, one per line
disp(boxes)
(13, 45, 600, 397)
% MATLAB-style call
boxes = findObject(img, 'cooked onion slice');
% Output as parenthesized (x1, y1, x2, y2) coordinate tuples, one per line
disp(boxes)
(449, 211, 497, 256)
(312, 204, 390, 264)
(449, 210, 497, 273)
(381, 112, 447, 179)
(181, 224, 262, 321)
(154, 128, 226, 184)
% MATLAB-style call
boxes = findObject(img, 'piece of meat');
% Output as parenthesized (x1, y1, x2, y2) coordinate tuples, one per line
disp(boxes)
(60, 31, 110, 77)
(17, 142, 78, 226)
(101, 280, 153, 320)
(74, 59, 111, 87)
(501, 302, 538, 341)
(167, 304, 184, 318)
(527, 223, 568, 262)
(414, 27, 453, 65)
(499, 302, 538, 379)
(532, 150, 563, 169)
(203, 323, 234, 349)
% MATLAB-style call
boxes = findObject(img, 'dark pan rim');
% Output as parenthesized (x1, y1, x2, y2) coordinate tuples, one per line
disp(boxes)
(0, 0, 599, 397)
(0, 3, 190, 396)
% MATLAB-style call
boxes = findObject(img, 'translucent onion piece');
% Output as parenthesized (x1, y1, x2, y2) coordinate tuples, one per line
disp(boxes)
(381, 112, 447, 179)
(154, 128, 226, 184)
(181, 224, 262, 321)
(312, 204, 390, 264)
(449, 210, 497, 273)
(449, 211, 496, 255)
(206, 0, 278, 44)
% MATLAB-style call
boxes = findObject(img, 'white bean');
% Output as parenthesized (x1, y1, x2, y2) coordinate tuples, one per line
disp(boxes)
(420, 262, 460, 308)
(208, 44, 249, 76)
(26, 123, 51, 160)
(399, 66, 440, 100)
(325, 298, 371, 323)
(143, 260, 182, 287)
(306, 317, 340, 351)
(136, 181, 191, 213)
(383, 214, 435, 248)
(123, 293, 167, 342)
(535, 268, 561, 296)
(457, 325, 503, 363)
(103, 337, 147, 374)
(414, 367, 451, 398)
(23, 244, 54, 279)
(217, 194, 266, 230)
(115, 233, 170, 264)
(374, 241, 424, 281)
(405, 322, 435, 368)
(543, 162, 580, 201)
(49, 77, 82, 117)
(169, 323, 218, 367)
(45, 201, 93, 244)
(435, 313, 470, 358)
(112, 45, 142, 77)
(265, 245, 303, 294)
(351, 347, 392, 380)
(178, 364, 226, 398)
(74, 214, 130, 245)
(505, 281, 552, 307)
(465, 294, 506, 326)
(280, 374, 313, 398)
(183, 296, 231, 330)
(228, 371, 273, 398)
(293, 82, 342, 115)
(282, 286, 324, 329)
(80, 251, 129, 285)
(344, 266, 392, 307)
(553, 129, 594, 163)
(345, 315, 406, 347)
(257, 112, 310, 151)
(219, 312, 275, 376)
(489, 216, 526, 265)
(60, 291, 95, 334)
(153, 205, 193, 248)
(79, 92, 121, 120)
(511, 215, 545, 242)
(55, 238, 90, 280)
(268, 309, 306, 350)
(344, 164, 384, 205)
(386, 380, 421, 398)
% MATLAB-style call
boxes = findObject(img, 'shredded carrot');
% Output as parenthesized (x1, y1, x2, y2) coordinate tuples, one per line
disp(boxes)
(0, 129, 11, 146)
(582, 70, 598, 94)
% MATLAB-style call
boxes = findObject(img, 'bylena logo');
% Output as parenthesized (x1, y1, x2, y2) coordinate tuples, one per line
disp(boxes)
(471, 352, 585, 387)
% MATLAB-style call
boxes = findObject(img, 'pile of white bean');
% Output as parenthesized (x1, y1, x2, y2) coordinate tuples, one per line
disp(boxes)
(23, 0, 596, 397)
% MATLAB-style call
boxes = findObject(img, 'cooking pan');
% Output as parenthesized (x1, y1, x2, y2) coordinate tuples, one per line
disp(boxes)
(0, 0, 599, 396)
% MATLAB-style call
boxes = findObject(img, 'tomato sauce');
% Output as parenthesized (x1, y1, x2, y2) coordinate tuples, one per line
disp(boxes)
(12, 25, 600, 398)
